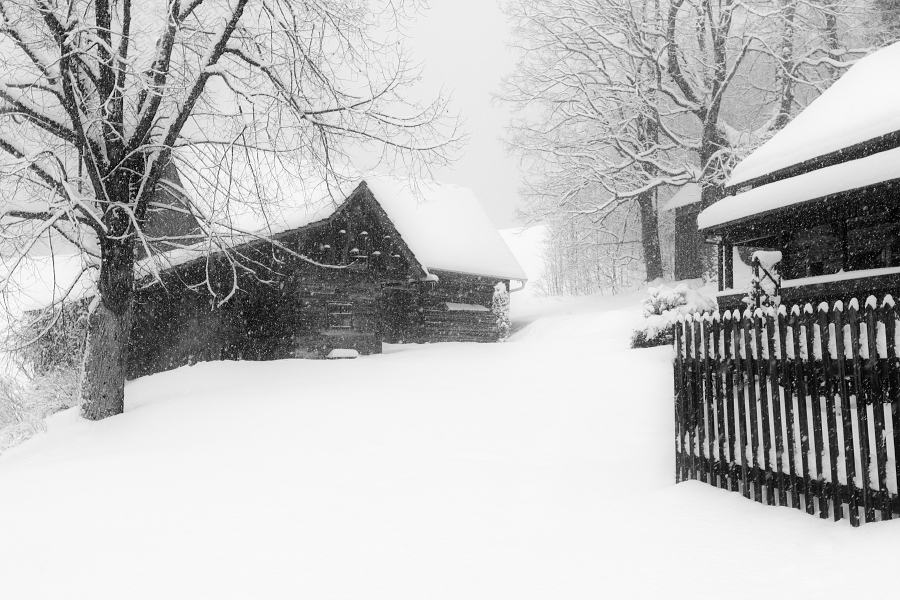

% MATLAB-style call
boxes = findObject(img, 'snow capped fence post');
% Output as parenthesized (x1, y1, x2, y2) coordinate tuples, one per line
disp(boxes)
(723, 311, 739, 493)
(832, 302, 859, 527)
(817, 303, 841, 521)
(741, 308, 763, 503)
(847, 299, 873, 523)
(674, 318, 685, 483)
(790, 305, 814, 516)
(732, 309, 751, 499)
(803, 303, 829, 520)
(671, 294, 900, 526)
(711, 313, 729, 491)
(777, 305, 801, 510)
(882, 297, 900, 515)
(753, 308, 775, 506)
(864, 297, 891, 521)
(763, 307, 786, 507)
(701, 315, 717, 488)
(492, 282, 511, 342)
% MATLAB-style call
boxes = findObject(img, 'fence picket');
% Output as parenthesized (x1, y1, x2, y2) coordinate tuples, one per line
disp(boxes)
(884, 299, 900, 517)
(864, 299, 891, 520)
(833, 303, 860, 526)
(741, 311, 763, 503)
(712, 315, 729, 490)
(803, 305, 828, 519)
(671, 295, 900, 526)
(818, 304, 842, 521)
(733, 311, 751, 498)
(692, 316, 704, 481)
(778, 307, 801, 509)
(848, 301, 874, 523)
(765, 308, 787, 506)
(754, 309, 775, 505)
(790, 308, 814, 514)
(725, 312, 740, 492)
(685, 317, 697, 480)
(702, 317, 717, 487)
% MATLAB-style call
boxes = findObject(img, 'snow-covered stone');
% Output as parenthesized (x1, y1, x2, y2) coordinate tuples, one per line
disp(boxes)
(325, 349, 359, 359)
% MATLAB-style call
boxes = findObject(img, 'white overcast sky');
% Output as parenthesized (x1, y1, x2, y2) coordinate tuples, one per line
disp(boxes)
(407, 0, 523, 229)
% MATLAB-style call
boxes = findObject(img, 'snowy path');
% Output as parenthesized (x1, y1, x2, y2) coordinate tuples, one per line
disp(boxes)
(0, 293, 898, 598)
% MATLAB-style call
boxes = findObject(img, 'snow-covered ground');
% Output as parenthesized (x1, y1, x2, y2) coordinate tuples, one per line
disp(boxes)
(0, 286, 898, 599)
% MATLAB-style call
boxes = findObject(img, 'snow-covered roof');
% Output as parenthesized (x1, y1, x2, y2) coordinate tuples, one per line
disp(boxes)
(10, 177, 527, 312)
(698, 145, 900, 230)
(727, 42, 900, 188)
(364, 177, 527, 281)
(660, 184, 701, 212)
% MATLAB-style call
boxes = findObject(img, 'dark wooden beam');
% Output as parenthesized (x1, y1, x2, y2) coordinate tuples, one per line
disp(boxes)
(724, 241, 734, 290)
(718, 243, 725, 292)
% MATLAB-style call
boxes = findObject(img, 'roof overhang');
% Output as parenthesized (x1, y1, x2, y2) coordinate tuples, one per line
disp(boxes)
(660, 183, 702, 211)
(700, 145, 900, 234)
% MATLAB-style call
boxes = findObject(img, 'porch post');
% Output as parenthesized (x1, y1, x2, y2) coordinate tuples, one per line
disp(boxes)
(717, 243, 725, 292)
(724, 241, 734, 290)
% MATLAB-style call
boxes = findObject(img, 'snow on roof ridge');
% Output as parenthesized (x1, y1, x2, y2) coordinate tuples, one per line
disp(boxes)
(143, 174, 528, 282)
(727, 41, 900, 187)
(362, 176, 528, 281)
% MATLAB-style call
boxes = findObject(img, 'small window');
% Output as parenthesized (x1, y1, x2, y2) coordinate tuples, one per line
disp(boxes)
(327, 302, 353, 329)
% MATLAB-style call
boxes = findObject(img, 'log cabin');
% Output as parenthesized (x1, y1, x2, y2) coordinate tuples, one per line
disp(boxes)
(126, 176, 527, 379)
(698, 42, 900, 312)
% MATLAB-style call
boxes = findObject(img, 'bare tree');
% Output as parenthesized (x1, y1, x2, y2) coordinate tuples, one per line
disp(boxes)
(501, 0, 883, 284)
(500, 0, 694, 283)
(0, 0, 461, 419)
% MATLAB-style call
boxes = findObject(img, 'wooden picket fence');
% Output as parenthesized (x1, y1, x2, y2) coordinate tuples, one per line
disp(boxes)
(673, 295, 900, 526)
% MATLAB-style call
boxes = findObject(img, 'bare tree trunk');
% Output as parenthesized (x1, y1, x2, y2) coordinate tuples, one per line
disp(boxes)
(637, 189, 663, 281)
(80, 299, 133, 420)
(80, 209, 135, 420)
(674, 205, 702, 280)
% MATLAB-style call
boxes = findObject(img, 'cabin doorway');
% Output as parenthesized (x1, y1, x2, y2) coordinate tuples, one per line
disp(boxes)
(380, 287, 414, 343)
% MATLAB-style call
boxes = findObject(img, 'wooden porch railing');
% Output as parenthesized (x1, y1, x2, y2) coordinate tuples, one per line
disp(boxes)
(673, 295, 900, 526)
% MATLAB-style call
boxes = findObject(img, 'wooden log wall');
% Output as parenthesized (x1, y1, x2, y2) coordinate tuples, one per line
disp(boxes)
(128, 255, 381, 379)
(387, 270, 504, 344)
(673, 295, 900, 526)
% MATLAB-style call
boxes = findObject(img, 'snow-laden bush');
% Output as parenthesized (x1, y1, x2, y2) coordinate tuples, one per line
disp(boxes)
(0, 303, 87, 453)
(631, 284, 716, 348)
(0, 369, 79, 453)
(492, 282, 511, 342)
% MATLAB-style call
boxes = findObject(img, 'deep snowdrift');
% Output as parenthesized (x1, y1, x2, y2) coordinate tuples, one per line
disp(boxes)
(0, 289, 897, 599)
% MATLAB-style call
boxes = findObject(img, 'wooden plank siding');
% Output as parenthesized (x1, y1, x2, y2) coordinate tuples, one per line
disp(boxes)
(672, 295, 900, 526)
(128, 257, 383, 379)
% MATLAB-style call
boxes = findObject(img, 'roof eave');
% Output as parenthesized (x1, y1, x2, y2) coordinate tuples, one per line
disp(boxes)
(726, 129, 900, 193)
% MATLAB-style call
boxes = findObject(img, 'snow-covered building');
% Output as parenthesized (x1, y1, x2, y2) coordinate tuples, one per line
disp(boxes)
(698, 42, 900, 310)
(127, 177, 527, 379)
